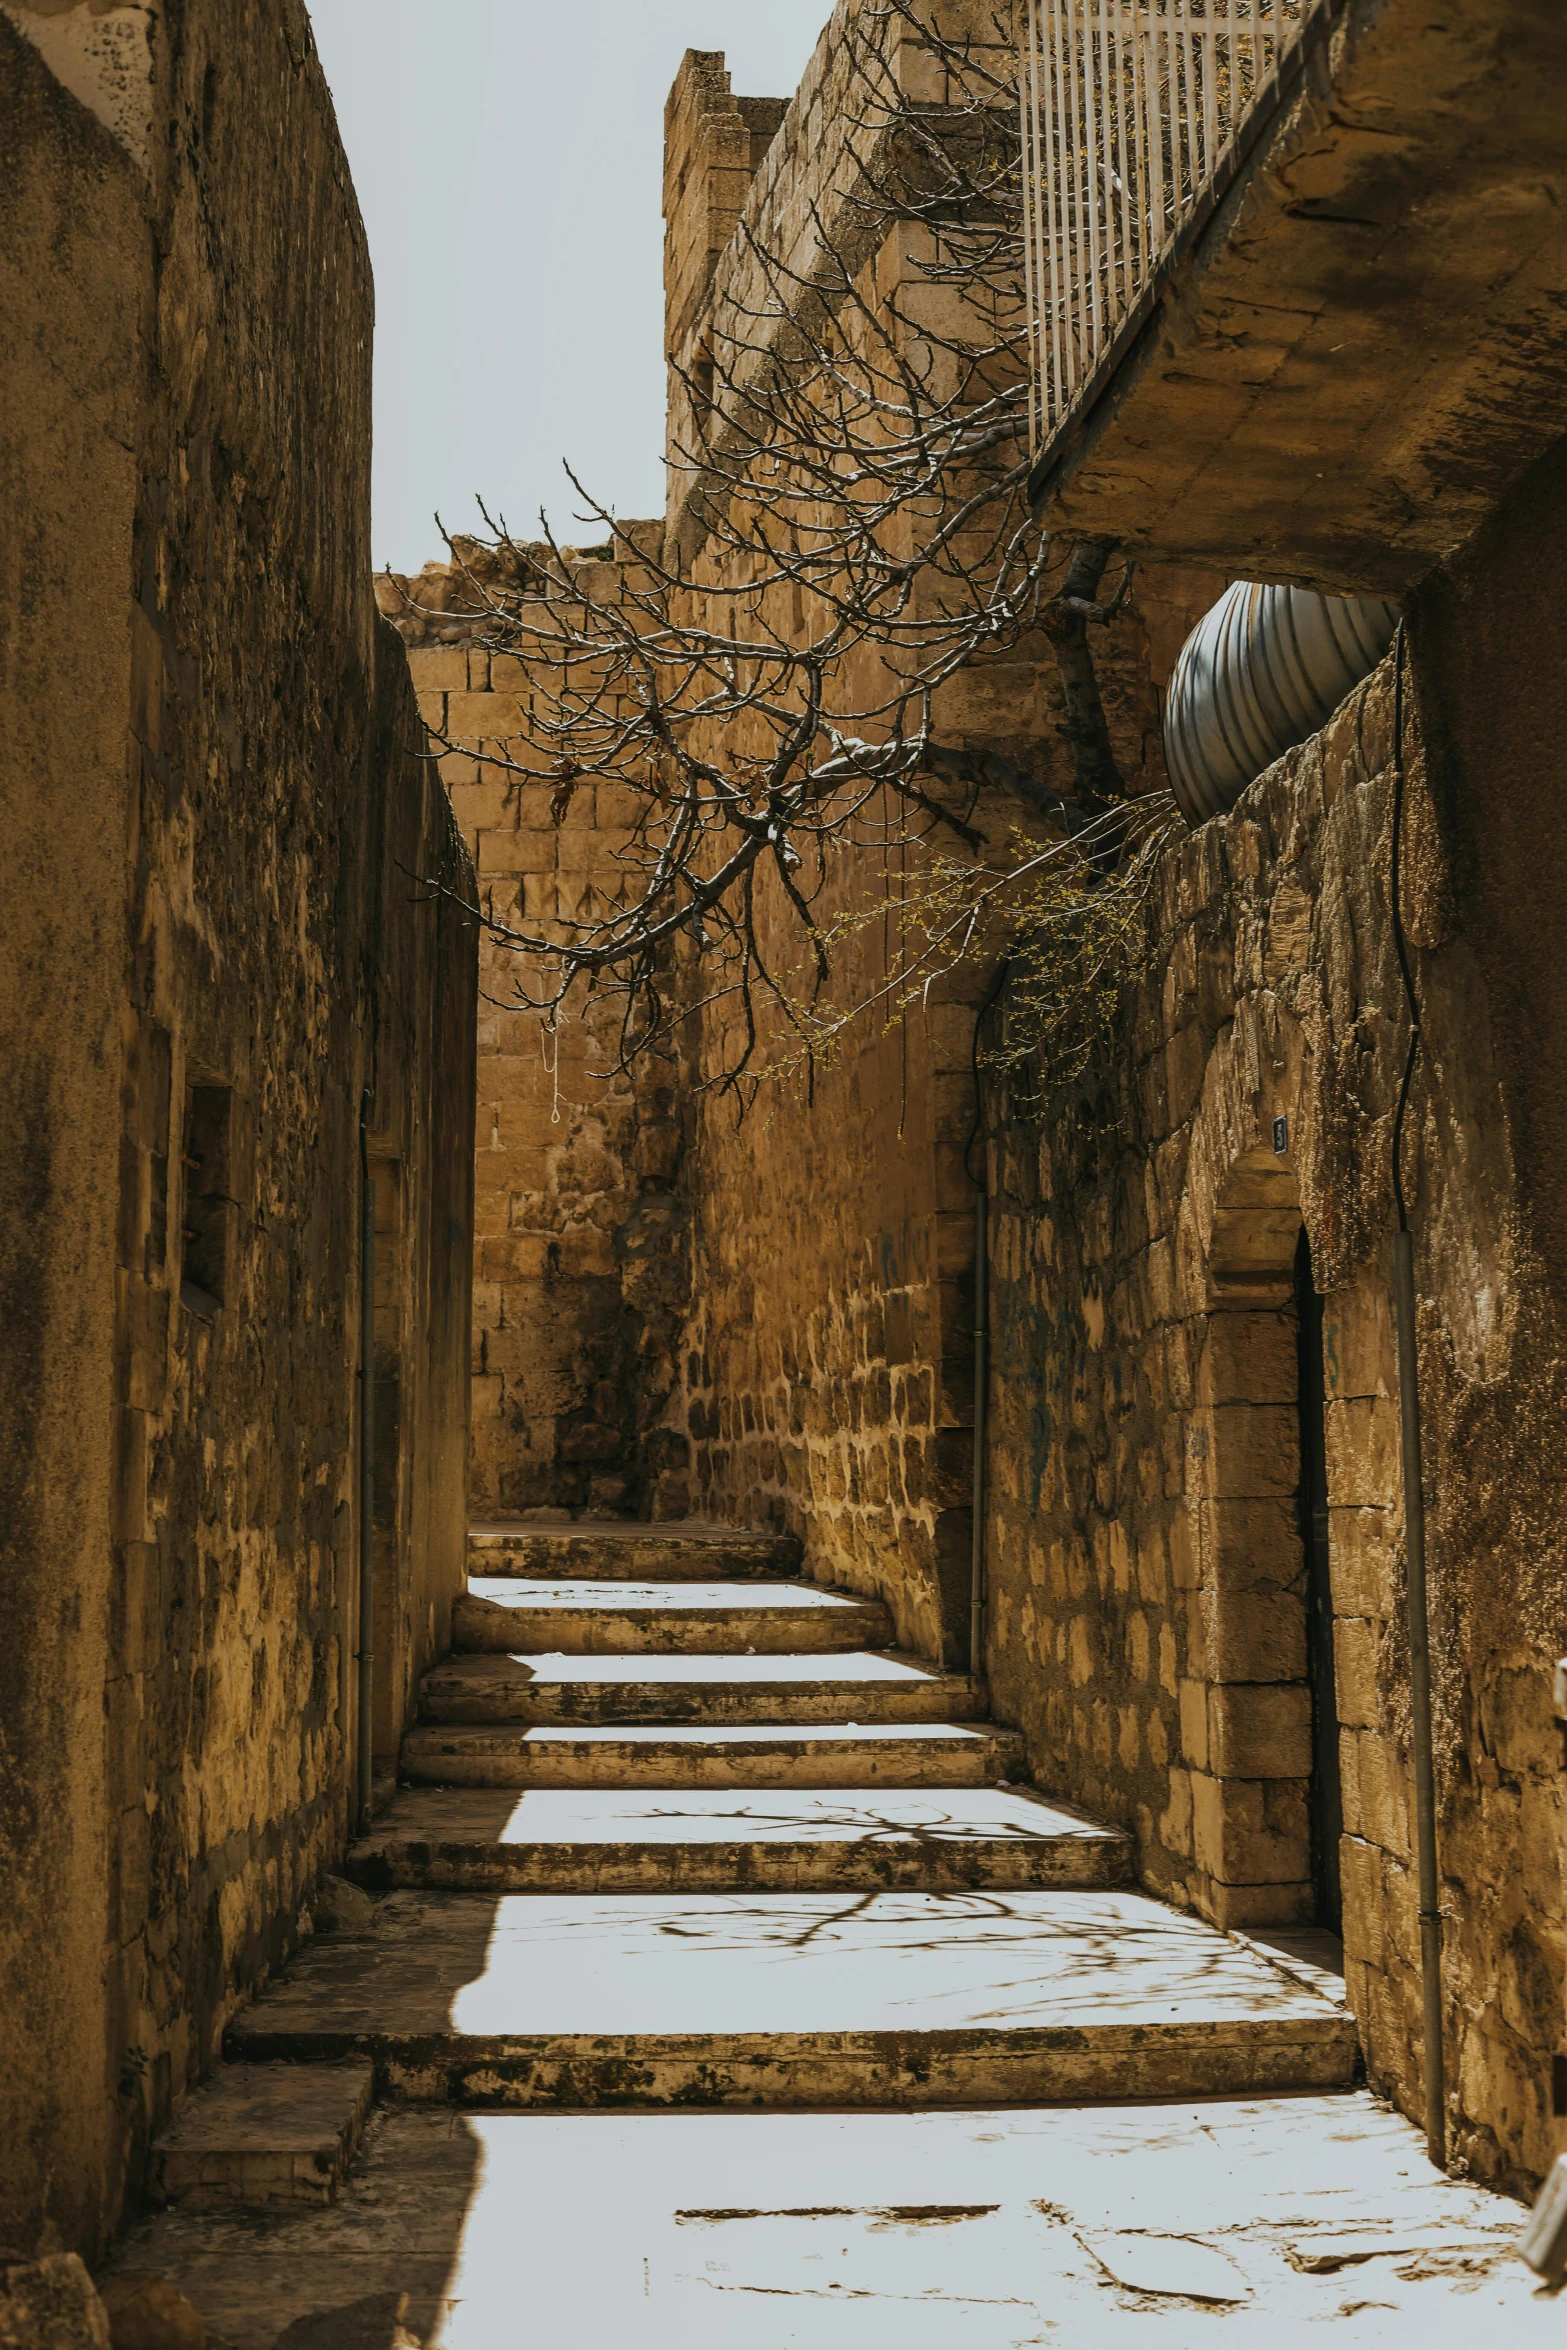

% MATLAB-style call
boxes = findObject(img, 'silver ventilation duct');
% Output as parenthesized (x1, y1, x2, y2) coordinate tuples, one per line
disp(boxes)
(1163, 582, 1401, 826)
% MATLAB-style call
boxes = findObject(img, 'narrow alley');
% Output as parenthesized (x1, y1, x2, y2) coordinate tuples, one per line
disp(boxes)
(8, 0, 1567, 2342)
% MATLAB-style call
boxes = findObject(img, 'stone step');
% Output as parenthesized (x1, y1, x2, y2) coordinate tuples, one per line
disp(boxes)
(146, 2060, 374, 2207)
(468, 1519, 801, 1582)
(399, 1721, 1023, 1790)
(227, 1888, 1357, 2108)
(419, 1649, 985, 1726)
(455, 1578, 893, 1657)
(349, 1786, 1134, 1893)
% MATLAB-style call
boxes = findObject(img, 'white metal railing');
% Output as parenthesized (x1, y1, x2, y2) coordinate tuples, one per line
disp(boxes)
(1017, 0, 1334, 455)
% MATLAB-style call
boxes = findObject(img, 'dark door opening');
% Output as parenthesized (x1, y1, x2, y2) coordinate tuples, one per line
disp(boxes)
(1295, 1229, 1343, 1931)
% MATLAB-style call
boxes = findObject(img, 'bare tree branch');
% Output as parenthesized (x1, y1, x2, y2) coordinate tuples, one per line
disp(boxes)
(391, 2, 1155, 1092)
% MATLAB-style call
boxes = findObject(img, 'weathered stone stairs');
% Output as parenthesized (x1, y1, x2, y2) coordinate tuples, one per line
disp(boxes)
(224, 1522, 1358, 2111)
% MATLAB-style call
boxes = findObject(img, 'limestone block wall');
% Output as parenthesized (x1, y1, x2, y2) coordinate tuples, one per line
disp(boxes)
(664, 6, 1019, 564)
(0, 10, 145, 2266)
(657, 30, 1220, 1647)
(663, 50, 787, 365)
(983, 615, 1567, 2193)
(659, 6, 1567, 2196)
(1407, 432, 1567, 2192)
(679, 947, 987, 1665)
(0, 2, 475, 2257)
(383, 558, 693, 1521)
(664, 580, 1203, 1661)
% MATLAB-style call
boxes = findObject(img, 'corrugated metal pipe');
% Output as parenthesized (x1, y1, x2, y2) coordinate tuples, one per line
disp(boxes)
(1163, 582, 1401, 826)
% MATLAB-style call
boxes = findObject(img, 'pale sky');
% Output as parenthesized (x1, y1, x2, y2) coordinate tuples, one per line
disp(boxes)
(308, 1, 833, 575)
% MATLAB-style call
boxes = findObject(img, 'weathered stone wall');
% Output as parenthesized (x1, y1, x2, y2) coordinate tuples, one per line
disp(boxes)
(0, 6, 146, 2267)
(982, 549, 1567, 2191)
(1406, 433, 1567, 2189)
(384, 559, 692, 1521)
(0, 0, 475, 2258)
(670, 593, 1200, 1669)
(658, 27, 1219, 1656)
(681, 930, 984, 1665)
(663, 51, 787, 369)
(664, 13, 1013, 565)
(658, 0, 1365, 1679)
(648, 16, 1567, 2194)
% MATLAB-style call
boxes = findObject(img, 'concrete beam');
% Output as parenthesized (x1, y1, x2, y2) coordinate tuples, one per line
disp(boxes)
(1032, 0, 1567, 596)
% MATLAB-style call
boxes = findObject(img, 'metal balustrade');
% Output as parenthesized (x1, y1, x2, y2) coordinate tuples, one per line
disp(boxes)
(1017, 0, 1335, 456)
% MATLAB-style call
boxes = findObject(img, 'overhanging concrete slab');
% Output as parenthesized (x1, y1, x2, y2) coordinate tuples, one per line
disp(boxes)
(1032, 0, 1567, 595)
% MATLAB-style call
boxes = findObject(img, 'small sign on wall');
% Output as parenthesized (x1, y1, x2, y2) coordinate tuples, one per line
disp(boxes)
(1272, 1114, 1289, 1155)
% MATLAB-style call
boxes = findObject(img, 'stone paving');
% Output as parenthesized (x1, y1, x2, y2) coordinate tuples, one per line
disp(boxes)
(119, 2100, 1549, 2347)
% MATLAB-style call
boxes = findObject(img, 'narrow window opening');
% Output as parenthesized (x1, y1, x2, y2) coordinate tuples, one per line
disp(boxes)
(181, 1083, 233, 1317)
(1295, 1227, 1343, 1932)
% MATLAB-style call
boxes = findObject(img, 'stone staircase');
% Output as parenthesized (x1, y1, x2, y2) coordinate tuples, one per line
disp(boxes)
(224, 1521, 1358, 2110)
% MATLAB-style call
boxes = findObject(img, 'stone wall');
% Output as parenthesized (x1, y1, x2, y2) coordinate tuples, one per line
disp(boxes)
(0, 7, 146, 2267)
(0, 1, 476, 2257)
(1406, 433, 1567, 2189)
(384, 559, 693, 1521)
(645, 14, 1567, 2195)
(982, 571, 1567, 2190)
(658, 30, 1218, 1659)
(663, 51, 786, 366)
(669, 584, 1201, 1670)
(681, 926, 986, 1666)
(663, 8, 1023, 567)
